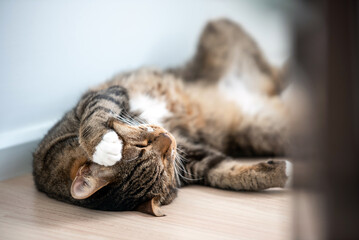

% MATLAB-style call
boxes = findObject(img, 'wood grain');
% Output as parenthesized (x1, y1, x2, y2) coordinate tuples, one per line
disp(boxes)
(0, 174, 292, 240)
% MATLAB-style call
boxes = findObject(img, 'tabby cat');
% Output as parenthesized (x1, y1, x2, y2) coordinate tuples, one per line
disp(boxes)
(33, 19, 292, 216)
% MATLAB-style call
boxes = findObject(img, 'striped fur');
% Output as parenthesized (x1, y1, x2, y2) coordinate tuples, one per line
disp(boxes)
(33, 19, 292, 214)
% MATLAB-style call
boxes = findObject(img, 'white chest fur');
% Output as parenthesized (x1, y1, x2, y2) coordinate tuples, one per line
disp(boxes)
(218, 73, 268, 116)
(129, 94, 171, 126)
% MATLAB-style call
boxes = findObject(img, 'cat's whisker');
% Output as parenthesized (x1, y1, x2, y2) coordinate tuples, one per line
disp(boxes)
(173, 162, 181, 185)
(176, 153, 192, 170)
(134, 116, 147, 125)
(174, 153, 201, 181)
(123, 114, 138, 125)
(175, 153, 186, 168)
(175, 157, 186, 172)
(114, 111, 155, 133)
(114, 114, 127, 122)
(115, 112, 137, 126)
(177, 153, 189, 163)
(173, 157, 180, 183)
(121, 110, 147, 126)
(114, 108, 150, 128)
(119, 113, 134, 124)
(176, 147, 187, 156)
(173, 159, 191, 183)
(174, 160, 202, 182)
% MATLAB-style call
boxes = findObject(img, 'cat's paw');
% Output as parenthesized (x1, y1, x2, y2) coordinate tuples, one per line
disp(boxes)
(93, 131, 123, 166)
(284, 160, 293, 188)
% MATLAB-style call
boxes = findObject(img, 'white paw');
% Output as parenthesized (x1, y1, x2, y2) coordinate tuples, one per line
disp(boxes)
(284, 160, 293, 188)
(93, 131, 123, 166)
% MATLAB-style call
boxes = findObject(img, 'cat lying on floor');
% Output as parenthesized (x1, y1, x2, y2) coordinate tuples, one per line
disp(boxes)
(33, 19, 292, 216)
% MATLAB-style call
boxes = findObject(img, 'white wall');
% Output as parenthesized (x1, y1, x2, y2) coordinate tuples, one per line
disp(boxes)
(0, 0, 291, 180)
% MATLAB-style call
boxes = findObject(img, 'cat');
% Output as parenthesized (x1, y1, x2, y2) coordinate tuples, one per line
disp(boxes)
(33, 19, 292, 216)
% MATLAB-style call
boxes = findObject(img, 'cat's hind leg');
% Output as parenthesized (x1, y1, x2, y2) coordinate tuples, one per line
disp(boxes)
(169, 19, 286, 96)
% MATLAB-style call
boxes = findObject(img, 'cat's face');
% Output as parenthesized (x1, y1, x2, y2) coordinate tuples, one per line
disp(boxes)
(71, 119, 178, 213)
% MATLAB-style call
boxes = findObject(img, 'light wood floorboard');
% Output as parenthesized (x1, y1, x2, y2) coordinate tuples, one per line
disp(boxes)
(0, 174, 292, 240)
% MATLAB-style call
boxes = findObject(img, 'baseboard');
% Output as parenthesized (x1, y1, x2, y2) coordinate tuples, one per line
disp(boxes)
(0, 120, 56, 181)
(0, 140, 40, 181)
(0, 120, 57, 150)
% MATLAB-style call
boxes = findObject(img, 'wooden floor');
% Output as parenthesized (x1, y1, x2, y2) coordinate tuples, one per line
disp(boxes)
(0, 174, 293, 240)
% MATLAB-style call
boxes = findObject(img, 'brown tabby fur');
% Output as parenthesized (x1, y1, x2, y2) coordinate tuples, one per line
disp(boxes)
(33, 19, 290, 215)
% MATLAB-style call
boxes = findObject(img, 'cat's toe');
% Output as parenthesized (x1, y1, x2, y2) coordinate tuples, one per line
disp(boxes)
(93, 131, 123, 166)
(284, 160, 293, 188)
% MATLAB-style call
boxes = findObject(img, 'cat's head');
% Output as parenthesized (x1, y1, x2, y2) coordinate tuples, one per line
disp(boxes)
(70, 118, 178, 216)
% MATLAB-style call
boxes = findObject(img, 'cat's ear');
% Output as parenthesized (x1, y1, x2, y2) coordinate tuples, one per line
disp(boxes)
(136, 198, 165, 217)
(70, 164, 110, 199)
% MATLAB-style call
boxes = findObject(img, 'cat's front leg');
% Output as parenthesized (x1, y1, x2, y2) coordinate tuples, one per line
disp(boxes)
(206, 159, 292, 191)
(177, 143, 292, 190)
(77, 86, 129, 166)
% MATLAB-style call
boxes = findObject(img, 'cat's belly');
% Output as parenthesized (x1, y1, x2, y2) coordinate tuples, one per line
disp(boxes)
(218, 74, 269, 116)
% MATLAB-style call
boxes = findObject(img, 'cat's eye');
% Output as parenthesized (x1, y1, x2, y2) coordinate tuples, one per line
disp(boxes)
(135, 144, 147, 148)
(135, 140, 152, 148)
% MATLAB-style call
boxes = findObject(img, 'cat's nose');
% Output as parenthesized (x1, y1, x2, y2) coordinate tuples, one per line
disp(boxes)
(153, 133, 172, 155)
